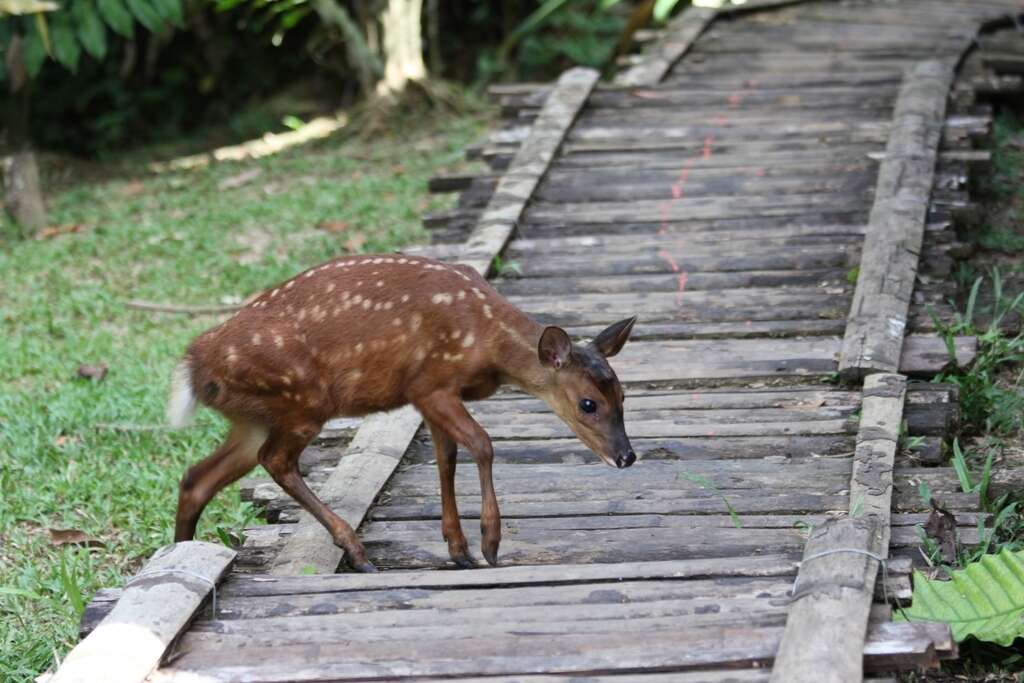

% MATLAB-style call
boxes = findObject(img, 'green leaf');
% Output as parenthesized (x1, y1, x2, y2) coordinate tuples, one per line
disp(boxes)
(152, 0, 182, 27)
(22, 19, 47, 76)
(97, 0, 133, 37)
(73, 0, 107, 59)
(124, 0, 163, 33)
(49, 11, 79, 71)
(896, 548, 1024, 646)
(653, 0, 682, 22)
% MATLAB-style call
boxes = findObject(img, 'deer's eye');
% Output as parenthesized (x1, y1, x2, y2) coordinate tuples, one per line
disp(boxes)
(579, 398, 597, 414)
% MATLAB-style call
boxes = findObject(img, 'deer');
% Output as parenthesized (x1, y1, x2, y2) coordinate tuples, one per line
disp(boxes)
(167, 253, 637, 573)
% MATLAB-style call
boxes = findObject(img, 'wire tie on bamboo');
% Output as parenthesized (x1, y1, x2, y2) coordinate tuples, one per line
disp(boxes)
(788, 548, 889, 605)
(126, 568, 219, 618)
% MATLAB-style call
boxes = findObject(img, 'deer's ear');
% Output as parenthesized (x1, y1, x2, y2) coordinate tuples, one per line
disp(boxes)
(592, 316, 637, 358)
(538, 327, 573, 369)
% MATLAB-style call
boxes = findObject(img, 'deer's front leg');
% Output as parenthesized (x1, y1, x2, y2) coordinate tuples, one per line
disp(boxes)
(417, 393, 501, 566)
(427, 421, 476, 568)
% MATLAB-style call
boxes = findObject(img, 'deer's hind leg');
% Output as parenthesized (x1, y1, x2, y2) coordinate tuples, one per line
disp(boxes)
(427, 420, 476, 569)
(258, 422, 376, 573)
(175, 420, 268, 542)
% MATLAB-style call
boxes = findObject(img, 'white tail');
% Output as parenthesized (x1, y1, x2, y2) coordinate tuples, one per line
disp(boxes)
(167, 359, 197, 428)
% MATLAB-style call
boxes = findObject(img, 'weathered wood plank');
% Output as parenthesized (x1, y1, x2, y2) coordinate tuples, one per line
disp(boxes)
(270, 67, 598, 575)
(615, 6, 716, 86)
(54, 541, 234, 683)
(157, 621, 950, 681)
(840, 61, 956, 378)
(771, 374, 908, 682)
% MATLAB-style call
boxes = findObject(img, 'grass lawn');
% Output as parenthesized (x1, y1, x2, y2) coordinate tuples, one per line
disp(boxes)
(0, 106, 488, 681)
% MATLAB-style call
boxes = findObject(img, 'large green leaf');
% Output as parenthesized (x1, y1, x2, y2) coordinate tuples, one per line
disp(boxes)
(22, 13, 48, 76)
(73, 0, 106, 59)
(49, 11, 80, 72)
(124, 0, 162, 32)
(97, 0, 132, 36)
(896, 548, 1024, 646)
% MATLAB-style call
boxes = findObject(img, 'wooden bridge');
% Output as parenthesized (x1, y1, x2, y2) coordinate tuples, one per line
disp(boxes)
(57, 0, 1024, 681)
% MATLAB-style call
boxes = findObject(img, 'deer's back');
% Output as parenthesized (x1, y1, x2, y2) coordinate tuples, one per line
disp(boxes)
(186, 255, 506, 424)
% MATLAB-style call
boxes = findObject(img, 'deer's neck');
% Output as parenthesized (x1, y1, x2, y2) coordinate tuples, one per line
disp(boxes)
(493, 308, 552, 396)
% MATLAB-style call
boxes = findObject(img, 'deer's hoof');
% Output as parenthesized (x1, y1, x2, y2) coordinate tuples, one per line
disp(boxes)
(482, 544, 499, 567)
(350, 560, 379, 573)
(451, 553, 478, 569)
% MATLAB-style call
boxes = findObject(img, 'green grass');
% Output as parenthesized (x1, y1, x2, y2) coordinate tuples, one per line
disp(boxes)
(0, 107, 488, 681)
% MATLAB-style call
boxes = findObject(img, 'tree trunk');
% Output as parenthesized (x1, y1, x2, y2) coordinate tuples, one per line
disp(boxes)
(3, 38, 46, 236)
(376, 0, 427, 97)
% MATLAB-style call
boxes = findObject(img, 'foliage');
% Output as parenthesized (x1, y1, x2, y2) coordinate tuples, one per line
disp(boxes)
(897, 548, 1024, 647)
(930, 270, 1024, 436)
(0, 110, 487, 681)
(1, 0, 183, 79)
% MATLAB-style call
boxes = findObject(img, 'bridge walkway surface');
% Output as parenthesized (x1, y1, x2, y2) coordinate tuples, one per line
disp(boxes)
(60, 1, 1024, 681)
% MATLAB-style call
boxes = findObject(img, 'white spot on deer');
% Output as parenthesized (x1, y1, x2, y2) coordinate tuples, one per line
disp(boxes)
(293, 366, 306, 380)
(392, 318, 402, 326)
(401, 294, 410, 303)
(414, 347, 427, 361)
(350, 369, 363, 380)
(373, 258, 384, 264)
(341, 290, 350, 300)
(271, 288, 280, 298)
(483, 304, 494, 319)
(226, 345, 239, 364)
(457, 290, 467, 300)
(373, 302, 383, 311)
(411, 313, 422, 331)
(333, 307, 341, 317)
(451, 330, 462, 339)
(442, 352, 464, 362)
(282, 391, 292, 400)
(326, 282, 336, 293)
(472, 287, 486, 300)
(355, 342, 365, 353)
(252, 333, 262, 346)
(398, 258, 408, 264)
(352, 294, 363, 304)
(285, 281, 295, 290)
(432, 293, 453, 305)
(305, 270, 316, 278)
(297, 308, 307, 322)
(274, 334, 285, 348)
(383, 301, 394, 310)
(376, 280, 384, 288)
(458, 272, 472, 282)
(356, 281, 364, 288)
(362, 299, 373, 310)
(383, 258, 394, 263)
(281, 374, 293, 386)
(462, 332, 475, 348)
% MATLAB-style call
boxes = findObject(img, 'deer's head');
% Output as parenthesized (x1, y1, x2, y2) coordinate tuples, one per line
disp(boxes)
(538, 317, 637, 469)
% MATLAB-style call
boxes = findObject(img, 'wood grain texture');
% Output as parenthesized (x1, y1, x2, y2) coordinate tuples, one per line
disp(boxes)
(840, 60, 957, 378)
(771, 374, 909, 682)
(53, 541, 234, 683)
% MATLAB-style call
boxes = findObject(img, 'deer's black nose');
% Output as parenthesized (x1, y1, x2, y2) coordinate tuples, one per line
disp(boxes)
(616, 451, 636, 469)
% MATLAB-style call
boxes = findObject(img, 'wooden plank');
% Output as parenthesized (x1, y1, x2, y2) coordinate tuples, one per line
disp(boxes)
(458, 66, 599, 275)
(839, 60, 956, 379)
(270, 67, 598, 575)
(615, 6, 717, 86)
(52, 541, 234, 683)
(156, 621, 950, 681)
(771, 374, 909, 682)
(852, 374, 907, 554)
